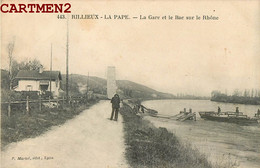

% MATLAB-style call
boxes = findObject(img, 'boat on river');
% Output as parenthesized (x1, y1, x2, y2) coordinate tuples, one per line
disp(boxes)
(199, 111, 260, 125)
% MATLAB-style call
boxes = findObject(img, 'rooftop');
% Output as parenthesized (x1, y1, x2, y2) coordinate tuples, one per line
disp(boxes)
(15, 70, 62, 80)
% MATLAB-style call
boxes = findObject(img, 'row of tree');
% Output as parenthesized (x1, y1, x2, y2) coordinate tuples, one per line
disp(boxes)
(211, 89, 260, 98)
(1, 57, 47, 102)
(211, 90, 260, 105)
(6, 40, 43, 90)
(6, 59, 43, 90)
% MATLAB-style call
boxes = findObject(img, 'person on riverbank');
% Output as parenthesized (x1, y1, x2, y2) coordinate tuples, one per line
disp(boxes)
(110, 94, 120, 121)
(140, 105, 145, 113)
(256, 109, 260, 117)
(218, 106, 221, 114)
(236, 107, 239, 116)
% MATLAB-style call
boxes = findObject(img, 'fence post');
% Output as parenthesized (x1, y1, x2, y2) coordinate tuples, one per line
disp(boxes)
(26, 96, 30, 115)
(8, 100, 11, 117)
(49, 96, 51, 103)
(56, 98, 59, 108)
(39, 95, 42, 111)
(62, 96, 65, 107)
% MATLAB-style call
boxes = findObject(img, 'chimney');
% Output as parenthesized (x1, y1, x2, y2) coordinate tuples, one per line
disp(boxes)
(39, 65, 43, 73)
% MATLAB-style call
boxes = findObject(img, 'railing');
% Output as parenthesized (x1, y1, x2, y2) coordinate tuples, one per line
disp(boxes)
(1, 96, 87, 117)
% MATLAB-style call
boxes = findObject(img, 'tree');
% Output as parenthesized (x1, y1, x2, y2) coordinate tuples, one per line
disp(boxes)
(211, 90, 221, 98)
(11, 59, 43, 74)
(7, 41, 15, 90)
(233, 89, 240, 96)
(9, 58, 44, 88)
(244, 89, 249, 97)
(19, 59, 43, 71)
(251, 89, 254, 98)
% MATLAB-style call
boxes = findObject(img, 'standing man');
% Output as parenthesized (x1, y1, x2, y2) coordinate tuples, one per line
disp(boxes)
(217, 106, 221, 115)
(110, 94, 120, 121)
(235, 107, 239, 116)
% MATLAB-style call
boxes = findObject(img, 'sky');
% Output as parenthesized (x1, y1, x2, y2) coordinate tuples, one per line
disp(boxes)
(1, 0, 259, 96)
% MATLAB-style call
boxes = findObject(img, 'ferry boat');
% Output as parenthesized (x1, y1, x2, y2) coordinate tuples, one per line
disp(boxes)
(199, 110, 260, 125)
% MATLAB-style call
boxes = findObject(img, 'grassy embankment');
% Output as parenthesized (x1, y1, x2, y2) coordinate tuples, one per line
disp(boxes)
(120, 103, 237, 168)
(1, 99, 98, 150)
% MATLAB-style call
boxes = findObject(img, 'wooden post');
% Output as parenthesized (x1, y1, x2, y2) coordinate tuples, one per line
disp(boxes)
(62, 96, 65, 107)
(56, 98, 59, 108)
(39, 95, 42, 111)
(49, 96, 51, 103)
(8, 101, 11, 117)
(26, 96, 29, 115)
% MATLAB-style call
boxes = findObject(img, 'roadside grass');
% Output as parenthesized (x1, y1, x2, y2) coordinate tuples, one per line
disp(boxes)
(1, 100, 98, 150)
(120, 103, 238, 168)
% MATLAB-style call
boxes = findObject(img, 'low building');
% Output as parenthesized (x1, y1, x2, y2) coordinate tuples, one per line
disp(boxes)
(14, 69, 62, 97)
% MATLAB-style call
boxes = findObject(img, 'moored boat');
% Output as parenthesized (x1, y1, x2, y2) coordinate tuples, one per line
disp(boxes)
(199, 111, 260, 125)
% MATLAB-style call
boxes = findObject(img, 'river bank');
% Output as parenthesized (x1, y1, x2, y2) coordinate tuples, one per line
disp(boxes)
(142, 99, 260, 168)
(211, 96, 260, 105)
(1, 99, 99, 150)
(120, 102, 217, 168)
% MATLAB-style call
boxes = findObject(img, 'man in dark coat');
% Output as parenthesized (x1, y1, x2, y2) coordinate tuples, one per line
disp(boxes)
(110, 94, 120, 121)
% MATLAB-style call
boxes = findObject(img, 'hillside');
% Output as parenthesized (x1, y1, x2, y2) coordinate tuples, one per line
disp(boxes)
(117, 80, 175, 99)
(1, 70, 174, 99)
(61, 74, 175, 99)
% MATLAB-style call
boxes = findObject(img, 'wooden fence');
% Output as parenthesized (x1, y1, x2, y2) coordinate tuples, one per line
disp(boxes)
(1, 96, 86, 117)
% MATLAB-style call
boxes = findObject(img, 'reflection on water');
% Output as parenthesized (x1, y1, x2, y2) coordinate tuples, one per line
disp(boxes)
(142, 100, 260, 168)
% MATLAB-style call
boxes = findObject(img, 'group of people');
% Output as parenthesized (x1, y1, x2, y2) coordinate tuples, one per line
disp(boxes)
(217, 107, 260, 117)
(133, 104, 145, 114)
(110, 94, 147, 121)
(217, 106, 240, 115)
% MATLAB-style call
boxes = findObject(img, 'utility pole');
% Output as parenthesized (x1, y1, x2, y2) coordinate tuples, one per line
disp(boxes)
(50, 43, 52, 93)
(66, 17, 69, 101)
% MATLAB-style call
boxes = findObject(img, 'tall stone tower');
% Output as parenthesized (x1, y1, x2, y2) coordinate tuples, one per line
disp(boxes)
(107, 66, 117, 99)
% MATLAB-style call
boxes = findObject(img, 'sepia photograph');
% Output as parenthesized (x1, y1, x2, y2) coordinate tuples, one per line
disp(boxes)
(1, 0, 259, 168)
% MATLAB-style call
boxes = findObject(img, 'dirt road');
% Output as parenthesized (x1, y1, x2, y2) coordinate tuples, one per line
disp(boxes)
(1, 101, 128, 168)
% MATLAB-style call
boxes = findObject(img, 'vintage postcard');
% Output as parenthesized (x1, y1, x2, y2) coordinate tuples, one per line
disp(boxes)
(1, 0, 259, 168)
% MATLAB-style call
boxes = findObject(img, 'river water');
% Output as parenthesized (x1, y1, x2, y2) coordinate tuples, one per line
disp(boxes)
(142, 100, 260, 168)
